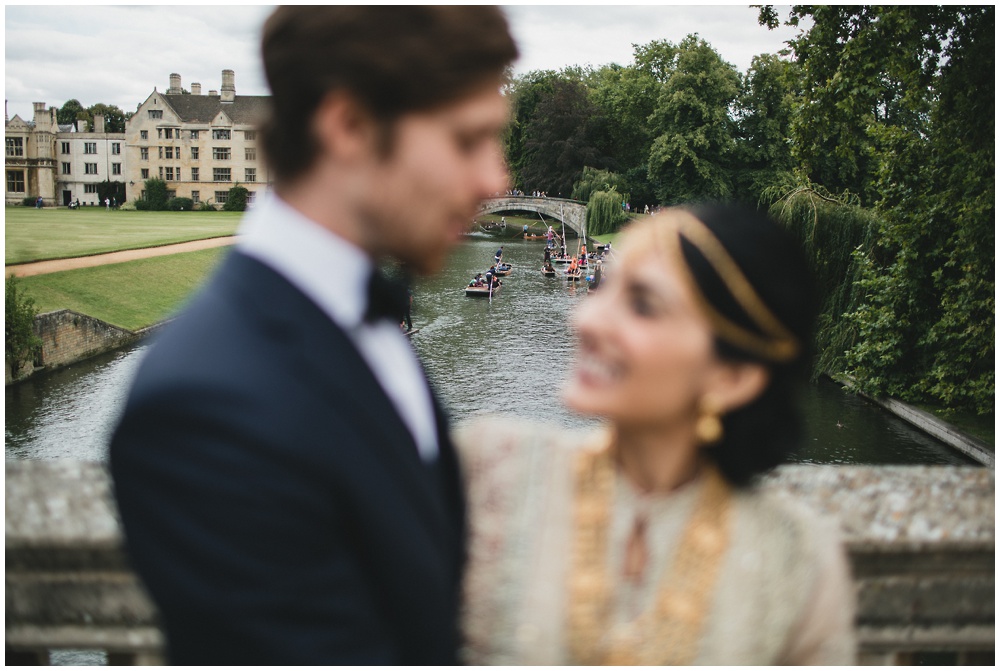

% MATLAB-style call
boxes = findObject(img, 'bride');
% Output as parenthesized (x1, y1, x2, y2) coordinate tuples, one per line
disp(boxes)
(454, 204, 855, 665)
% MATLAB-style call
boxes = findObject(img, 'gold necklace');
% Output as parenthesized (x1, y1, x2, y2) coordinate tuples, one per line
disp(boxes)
(567, 440, 732, 665)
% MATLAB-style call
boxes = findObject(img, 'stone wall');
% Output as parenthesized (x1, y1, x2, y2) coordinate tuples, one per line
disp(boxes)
(5, 462, 994, 664)
(5, 310, 142, 385)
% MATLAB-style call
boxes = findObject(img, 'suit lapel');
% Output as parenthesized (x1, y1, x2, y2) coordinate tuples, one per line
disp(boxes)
(223, 253, 459, 550)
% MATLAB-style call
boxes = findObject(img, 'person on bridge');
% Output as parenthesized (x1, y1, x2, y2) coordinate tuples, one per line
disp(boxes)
(453, 204, 855, 665)
(110, 6, 517, 666)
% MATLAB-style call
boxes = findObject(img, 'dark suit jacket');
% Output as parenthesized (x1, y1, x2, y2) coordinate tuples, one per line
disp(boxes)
(110, 251, 466, 664)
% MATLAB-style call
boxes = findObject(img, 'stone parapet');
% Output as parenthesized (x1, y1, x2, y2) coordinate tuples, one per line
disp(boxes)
(6, 462, 994, 664)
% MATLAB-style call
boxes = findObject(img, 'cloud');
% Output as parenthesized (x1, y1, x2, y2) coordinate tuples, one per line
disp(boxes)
(4, 4, 802, 120)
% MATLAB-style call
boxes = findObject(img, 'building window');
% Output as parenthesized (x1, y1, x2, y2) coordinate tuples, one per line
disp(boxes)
(111, 142, 121, 155)
(84, 142, 97, 154)
(7, 170, 26, 192)
(157, 129, 163, 139)
(191, 167, 200, 182)
(176, 168, 181, 181)
(61, 142, 71, 154)
(213, 168, 231, 182)
(148, 109, 163, 119)
(140, 130, 148, 140)
(191, 147, 199, 159)
(85, 163, 98, 175)
(190, 130, 200, 140)
(140, 147, 149, 160)
(141, 169, 150, 179)
(7, 137, 24, 157)
(84, 184, 99, 194)
(62, 162, 71, 175)
(215, 190, 229, 204)
(191, 190, 200, 203)
(245, 168, 257, 183)
(164, 128, 174, 139)
(247, 191, 257, 205)
(244, 130, 256, 141)
(212, 129, 231, 140)
(165, 147, 174, 159)
(165, 167, 174, 181)
(167, 190, 176, 199)
(245, 147, 257, 161)
(213, 147, 231, 160)
(112, 163, 122, 176)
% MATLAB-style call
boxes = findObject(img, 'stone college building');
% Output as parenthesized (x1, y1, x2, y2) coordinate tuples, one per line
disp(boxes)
(5, 70, 271, 207)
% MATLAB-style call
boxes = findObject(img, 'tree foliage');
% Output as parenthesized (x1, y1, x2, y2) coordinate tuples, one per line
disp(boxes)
(5, 275, 42, 381)
(142, 178, 169, 211)
(56, 99, 129, 132)
(586, 189, 628, 237)
(224, 185, 250, 212)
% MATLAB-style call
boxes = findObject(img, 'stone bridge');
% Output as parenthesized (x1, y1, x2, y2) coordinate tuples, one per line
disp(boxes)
(480, 196, 588, 239)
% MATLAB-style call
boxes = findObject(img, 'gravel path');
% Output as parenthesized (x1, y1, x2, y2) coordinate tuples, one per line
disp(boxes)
(5, 236, 238, 278)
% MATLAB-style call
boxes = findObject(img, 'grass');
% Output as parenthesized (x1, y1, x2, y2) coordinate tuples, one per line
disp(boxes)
(15, 248, 228, 331)
(5, 207, 241, 264)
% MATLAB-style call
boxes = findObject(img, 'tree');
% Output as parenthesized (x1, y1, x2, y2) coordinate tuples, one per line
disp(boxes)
(88, 103, 129, 133)
(97, 181, 126, 207)
(571, 167, 628, 203)
(585, 189, 628, 237)
(732, 54, 798, 203)
(764, 5, 995, 415)
(57, 99, 88, 130)
(142, 178, 169, 211)
(646, 35, 741, 204)
(518, 76, 611, 197)
(224, 185, 250, 212)
(5, 275, 42, 381)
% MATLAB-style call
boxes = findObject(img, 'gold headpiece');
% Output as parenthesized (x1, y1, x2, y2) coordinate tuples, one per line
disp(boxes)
(662, 211, 801, 363)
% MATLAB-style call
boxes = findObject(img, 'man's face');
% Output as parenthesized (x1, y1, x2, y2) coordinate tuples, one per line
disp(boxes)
(356, 82, 511, 275)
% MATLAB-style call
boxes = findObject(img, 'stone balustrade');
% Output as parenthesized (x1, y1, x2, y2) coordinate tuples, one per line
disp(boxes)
(6, 461, 994, 665)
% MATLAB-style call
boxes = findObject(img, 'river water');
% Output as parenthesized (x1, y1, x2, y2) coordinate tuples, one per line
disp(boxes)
(5, 234, 974, 466)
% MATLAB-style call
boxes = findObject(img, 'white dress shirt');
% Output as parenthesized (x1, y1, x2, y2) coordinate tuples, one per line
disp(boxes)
(237, 194, 439, 462)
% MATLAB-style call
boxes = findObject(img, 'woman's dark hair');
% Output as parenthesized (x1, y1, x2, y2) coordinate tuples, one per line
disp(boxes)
(259, 6, 519, 185)
(678, 203, 819, 487)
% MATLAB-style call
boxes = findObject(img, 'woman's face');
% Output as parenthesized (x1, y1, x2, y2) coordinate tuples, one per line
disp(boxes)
(563, 245, 726, 430)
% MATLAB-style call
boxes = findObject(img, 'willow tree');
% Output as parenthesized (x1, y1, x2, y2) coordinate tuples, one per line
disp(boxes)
(586, 190, 628, 237)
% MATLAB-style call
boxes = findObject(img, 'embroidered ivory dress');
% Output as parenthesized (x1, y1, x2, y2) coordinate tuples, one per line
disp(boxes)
(454, 416, 856, 665)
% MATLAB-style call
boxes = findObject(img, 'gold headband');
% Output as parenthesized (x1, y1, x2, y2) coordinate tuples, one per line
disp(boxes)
(661, 211, 801, 363)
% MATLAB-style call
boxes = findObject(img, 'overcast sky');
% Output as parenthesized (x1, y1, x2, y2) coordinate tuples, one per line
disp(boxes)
(4, 4, 803, 121)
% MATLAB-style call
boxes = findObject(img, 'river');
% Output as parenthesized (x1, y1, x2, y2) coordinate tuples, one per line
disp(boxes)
(5, 234, 974, 467)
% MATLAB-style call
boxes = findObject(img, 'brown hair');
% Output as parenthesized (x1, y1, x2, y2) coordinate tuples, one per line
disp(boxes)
(260, 6, 519, 185)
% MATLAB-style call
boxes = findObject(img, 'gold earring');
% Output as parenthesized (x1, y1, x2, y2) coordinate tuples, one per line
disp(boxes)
(695, 397, 724, 445)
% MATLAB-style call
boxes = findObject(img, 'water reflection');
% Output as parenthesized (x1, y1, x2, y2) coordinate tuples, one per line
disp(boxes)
(5, 235, 974, 466)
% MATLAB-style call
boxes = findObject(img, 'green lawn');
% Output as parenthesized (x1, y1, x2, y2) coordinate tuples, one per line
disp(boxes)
(17, 248, 228, 330)
(5, 207, 241, 264)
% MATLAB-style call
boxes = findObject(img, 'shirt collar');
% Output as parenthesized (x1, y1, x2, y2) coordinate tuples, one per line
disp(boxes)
(236, 192, 372, 329)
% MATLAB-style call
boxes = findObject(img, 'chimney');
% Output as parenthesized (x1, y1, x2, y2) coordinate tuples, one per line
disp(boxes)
(168, 73, 182, 95)
(94, 114, 105, 134)
(191, 82, 202, 95)
(78, 118, 89, 133)
(220, 69, 235, 103)
(209, 90, 218, 97)
(33, 102, 46, 125)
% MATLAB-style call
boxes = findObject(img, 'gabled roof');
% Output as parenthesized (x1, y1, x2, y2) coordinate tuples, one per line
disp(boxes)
(162, 94, 270, 126)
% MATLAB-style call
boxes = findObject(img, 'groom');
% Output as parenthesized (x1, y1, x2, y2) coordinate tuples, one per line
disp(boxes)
(110, 6, 517, 664)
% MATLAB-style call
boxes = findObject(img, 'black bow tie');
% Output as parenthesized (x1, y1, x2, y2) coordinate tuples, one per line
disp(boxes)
(364, 269, 409, 324)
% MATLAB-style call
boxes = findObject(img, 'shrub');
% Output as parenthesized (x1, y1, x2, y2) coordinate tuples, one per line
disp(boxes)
(118, 200, 137, 211)
(167, 197, 195, 211)
(143, 178, 169, 211)
(198, 202, 217, 212)
(5, 275, 42, 381)
(223, 185, 249, 212)
(22, 196, 38, 207)
(134, 199, 152, 211)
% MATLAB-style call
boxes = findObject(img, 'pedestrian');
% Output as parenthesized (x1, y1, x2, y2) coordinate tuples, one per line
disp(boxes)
(109, 6, 517, 665)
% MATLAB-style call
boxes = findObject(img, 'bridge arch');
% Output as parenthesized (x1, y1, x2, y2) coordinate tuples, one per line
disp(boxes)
(479, 196, 588, 239)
